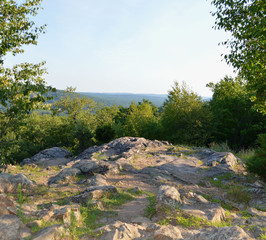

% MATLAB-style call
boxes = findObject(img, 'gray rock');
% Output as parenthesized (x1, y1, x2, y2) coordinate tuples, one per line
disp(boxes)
(21, 147, 72, 167)
(53, 205, 82, 226)
(154, 225, 182, 240)
(0, 215, 31, 240)
(75, 137, 168, 161)
(0, 173, 35, 193)
(31, 224, 65, 240)
(0, 194, 17, 215)
(48, 167, 81, 185)
(182, 192, 226, 223)
(72, 160, 109, 174)
(93, 221, 146, 240)
(69, 185, 118, 205)
(49, 159, 119, 185)
(156, 185, 182, 211)
(190, 226, 254, 240)
(248, 207, 266, 217)
(84, 174, 108, 186)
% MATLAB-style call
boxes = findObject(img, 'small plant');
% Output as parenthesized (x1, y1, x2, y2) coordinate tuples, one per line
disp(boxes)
(210, 142, 231, 152)
(69, 207, 78, 240)
(245, 134, 266, 180)
(259, 234, 266, 240)
(17, 184, 24, 220)
(93, 152, 108, 161)
(227, 185, 250, 205)
(145, 193, 156, 219)
(221, 202, 234, 211)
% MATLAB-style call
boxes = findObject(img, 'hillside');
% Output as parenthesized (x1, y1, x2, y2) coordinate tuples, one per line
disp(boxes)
(78, 92, 168, 107)
(0, 137, 265, 239)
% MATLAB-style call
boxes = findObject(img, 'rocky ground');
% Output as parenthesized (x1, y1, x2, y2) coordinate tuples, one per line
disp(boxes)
(0, 137, 265, 240)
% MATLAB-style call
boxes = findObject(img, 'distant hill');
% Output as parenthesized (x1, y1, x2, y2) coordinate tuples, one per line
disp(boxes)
(77, 92, 168, 107)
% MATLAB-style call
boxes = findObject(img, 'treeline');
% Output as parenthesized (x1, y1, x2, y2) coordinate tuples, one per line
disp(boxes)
(4, 76, 265, 165)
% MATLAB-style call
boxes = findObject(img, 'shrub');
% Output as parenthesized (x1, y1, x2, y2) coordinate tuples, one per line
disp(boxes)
(95, 124, 115, 143)
(245, 134, 266, 180)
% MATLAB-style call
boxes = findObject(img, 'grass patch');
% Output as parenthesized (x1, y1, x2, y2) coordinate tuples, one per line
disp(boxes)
(93, 152, 108, 161)
(145, 193, 156, 219)
(208, 173, 232, 189)
(101, 191, 134, 208)
(157, 208, 231, 228)
(235, 149, 255, 161)
(259, 234, 266, 240)
(76, 189, 138, 237)
(227, 185, 250, 205)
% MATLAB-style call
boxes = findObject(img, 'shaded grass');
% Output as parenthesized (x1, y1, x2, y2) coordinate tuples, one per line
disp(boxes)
(157, 208, 232, 228)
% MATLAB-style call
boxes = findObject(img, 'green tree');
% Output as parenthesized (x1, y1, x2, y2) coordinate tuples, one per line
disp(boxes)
(211, 0, 265, 113)
(122, 100, 160, 139)
(207, 76, 265, 149)
(52, 88, 98, 153)
(161, 81, 211, 146)
(0, 0, 54, 166)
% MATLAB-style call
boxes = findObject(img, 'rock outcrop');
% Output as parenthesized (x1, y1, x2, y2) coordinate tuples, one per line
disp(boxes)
(0, 215, 31, 240)
(2, 137, 263, 240)
(0, 173, 35, 193)
(21, 147, 72, 167)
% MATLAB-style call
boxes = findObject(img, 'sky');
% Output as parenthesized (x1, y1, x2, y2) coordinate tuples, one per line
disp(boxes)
(4, 0, 236, 97)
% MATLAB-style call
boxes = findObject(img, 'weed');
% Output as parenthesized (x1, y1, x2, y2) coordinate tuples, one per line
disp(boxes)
(210, 142, 231, 152)
(17, 184, 24, 220)
(101, 191, 134, 208)
(221, 202, 234, 211)
(239, 209, 252, 219)
(126, 188, 145, 196)
(69, 207, 78, 240)
(255, 206, 266, 212)
(93, 152, 108, 161)
(259, 234, 266, 240)
(235, 149, 255, 161)
(227, 185, 250, 205)
(145, 193, 156, 219)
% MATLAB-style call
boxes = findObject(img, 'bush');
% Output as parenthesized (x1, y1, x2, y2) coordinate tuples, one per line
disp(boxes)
(95, 124, 115, 143)
(245, 134, 266, 180)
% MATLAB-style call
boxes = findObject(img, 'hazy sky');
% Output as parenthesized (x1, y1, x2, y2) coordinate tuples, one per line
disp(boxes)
(5, 0, 236, 97)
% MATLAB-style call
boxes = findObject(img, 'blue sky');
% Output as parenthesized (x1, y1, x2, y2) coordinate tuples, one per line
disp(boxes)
(5, 0, 236, 97)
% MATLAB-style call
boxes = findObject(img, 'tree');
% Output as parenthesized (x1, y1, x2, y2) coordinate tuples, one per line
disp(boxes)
(207, 76, 265, 149)
(0, 0, 54, 166)
(161, 82, 211, 146)
(211, 0, 265, 113)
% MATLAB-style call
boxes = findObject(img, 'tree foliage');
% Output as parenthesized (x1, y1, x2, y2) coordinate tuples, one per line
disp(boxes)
(211, 0, 266, 113)
(161, 82, 212, 145)
(0, 0, 54, 166)
(207, 76, 265, 149)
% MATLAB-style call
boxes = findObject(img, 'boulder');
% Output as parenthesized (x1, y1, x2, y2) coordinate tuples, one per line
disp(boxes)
(69, 185, 118, 205)
(0, 215, 31, 240)
(0, 173, 35, 193)
(48, 160, 118, 185)
(154, 225, 182, 240)
(248, 207, 266, 217)
(182, 192, 226, 223)
(92, 221, 147, 240)
(0, 194, 16, 215)
(53, 205, 82, 226)
(156, 185, 182, 211)
(72, 160, 109, 174)
(190, 226, 254, 240)
(75, 137, 168, 161)
(31, 224, 65, 240)
(21, 147, 72, 167)
(79, 174, 108, 186)
(48, 167, 81, 185)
